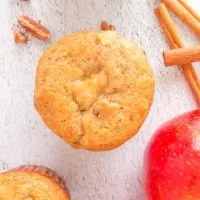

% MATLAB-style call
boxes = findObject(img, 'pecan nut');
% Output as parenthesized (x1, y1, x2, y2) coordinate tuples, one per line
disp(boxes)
(14, 30, 28, 43)
(18, 15, 51, 40)
(101, 20, 116, 31)
(109, 24, 116, 31)
(101, 20, 110, 31)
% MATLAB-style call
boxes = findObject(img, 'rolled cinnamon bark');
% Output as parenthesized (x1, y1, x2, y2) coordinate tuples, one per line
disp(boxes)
(164, 47, 200, 66)
(155, 3, 200, 104)
(163, 0, 200, 36)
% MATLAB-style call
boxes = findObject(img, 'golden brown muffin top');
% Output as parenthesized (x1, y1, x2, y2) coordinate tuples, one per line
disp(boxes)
(34, 30, 155, 151)
(0, 169, 69, 200)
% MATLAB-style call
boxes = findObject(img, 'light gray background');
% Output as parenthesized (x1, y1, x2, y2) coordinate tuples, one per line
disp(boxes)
(0, 0, 200, 199)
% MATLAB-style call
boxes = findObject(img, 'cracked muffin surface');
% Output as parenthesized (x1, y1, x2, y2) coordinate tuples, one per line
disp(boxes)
(0, 166, 70, 200)
(34, 30, 155, 151)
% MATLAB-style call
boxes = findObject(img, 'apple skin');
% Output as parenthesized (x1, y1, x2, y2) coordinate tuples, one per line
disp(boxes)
(144, 109, 200, 200)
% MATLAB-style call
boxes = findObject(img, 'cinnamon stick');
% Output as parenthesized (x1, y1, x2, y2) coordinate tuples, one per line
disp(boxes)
(189, 64, 200, 90)
(178, 0, 200, 22)
(164, 48, 200, 66)
(162, 0, 200, 36)
(155, 3, 200, 103)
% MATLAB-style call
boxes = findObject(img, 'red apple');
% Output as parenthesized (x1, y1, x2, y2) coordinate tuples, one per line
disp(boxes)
(144, 109, 200, 200)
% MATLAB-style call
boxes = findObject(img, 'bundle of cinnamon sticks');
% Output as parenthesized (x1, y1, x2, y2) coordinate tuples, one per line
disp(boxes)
(155, 0, 200, 103)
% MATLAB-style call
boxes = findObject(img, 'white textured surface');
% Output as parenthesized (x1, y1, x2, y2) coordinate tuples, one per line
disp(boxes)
(0, 0, 200, 199)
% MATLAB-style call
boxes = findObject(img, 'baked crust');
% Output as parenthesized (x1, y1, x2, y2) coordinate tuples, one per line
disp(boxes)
(34, 30, 155, 151)
(0, 165, 70, 200)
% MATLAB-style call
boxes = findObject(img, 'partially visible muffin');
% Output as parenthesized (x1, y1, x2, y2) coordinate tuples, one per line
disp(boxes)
(34, 30, 155, 151)
(0, 165, 70, 200)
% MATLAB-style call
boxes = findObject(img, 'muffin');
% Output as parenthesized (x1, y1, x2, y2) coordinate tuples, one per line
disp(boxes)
(0, 165, 70, 199)
(34, 30, 155, 151)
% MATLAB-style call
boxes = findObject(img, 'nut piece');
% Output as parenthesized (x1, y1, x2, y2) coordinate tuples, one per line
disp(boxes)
(101, 20, 110, 31)
(109, 24, 116, 31)
(14, 30, 28, 44)
(101, 20, 116, 31)
(18, 15, 51, 40)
